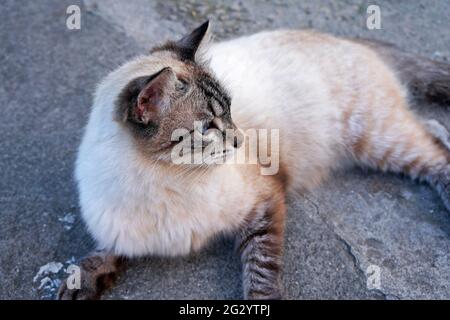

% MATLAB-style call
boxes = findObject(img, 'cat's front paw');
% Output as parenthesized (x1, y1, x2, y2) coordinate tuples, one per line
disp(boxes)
(57, 277, 100, 300)
(56, 254, 123, 300)
(246, 287, 283, 300)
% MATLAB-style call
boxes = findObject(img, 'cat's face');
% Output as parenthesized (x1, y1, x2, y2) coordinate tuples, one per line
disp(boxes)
(114, 21, 242, 165)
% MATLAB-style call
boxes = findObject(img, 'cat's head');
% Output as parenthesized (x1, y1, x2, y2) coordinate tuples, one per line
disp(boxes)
(110, 21, 242, 165)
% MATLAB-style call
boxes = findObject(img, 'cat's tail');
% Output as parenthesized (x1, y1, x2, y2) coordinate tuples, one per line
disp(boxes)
(354, 38, 450, 106)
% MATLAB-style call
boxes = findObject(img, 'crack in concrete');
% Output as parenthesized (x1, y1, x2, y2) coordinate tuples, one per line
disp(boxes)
(302, 194, 393, 299)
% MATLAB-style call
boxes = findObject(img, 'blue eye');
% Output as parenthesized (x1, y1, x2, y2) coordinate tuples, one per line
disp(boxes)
(201, 121, 210, 134)
(176, 80, 189, 92)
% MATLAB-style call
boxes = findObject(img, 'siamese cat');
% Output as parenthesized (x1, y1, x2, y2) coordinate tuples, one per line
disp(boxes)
(58, 21, 450, 299)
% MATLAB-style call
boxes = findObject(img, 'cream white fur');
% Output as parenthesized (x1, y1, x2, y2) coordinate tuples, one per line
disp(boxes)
(76, 30, 410, 257)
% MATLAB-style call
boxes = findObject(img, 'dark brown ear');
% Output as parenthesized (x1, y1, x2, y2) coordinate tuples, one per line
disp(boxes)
(133, 67, 176, 125)
(174, 20, 210, 61)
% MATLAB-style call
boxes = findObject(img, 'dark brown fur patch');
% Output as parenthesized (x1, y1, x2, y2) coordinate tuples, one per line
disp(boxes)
(58, 253, 126, 300)
(355, 38, 450, 106)
(236, 193, 285, 299)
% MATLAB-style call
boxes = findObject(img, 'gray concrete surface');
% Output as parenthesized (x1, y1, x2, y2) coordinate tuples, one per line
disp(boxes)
(1, 0, 450, 300)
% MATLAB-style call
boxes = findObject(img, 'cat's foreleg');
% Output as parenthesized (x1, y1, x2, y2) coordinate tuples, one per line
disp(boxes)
(57, 250, 126, 300)
(235, 197, 286, 300)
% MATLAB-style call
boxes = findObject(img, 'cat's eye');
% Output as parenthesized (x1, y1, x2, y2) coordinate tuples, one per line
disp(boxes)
(175, 79, 189, 93)
(201, 118, 220, 134)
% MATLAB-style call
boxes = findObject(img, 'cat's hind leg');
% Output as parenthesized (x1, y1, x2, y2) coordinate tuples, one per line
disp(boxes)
(348, 103, 450, 211)
(422, 119, 450, 151)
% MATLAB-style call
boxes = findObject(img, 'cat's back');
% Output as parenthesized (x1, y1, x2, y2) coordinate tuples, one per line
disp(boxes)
(206, 29, 400, 190)
(206, 30, 358, 128)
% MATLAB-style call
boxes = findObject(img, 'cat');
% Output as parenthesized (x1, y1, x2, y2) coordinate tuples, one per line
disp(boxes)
(58, 21, 450, 300)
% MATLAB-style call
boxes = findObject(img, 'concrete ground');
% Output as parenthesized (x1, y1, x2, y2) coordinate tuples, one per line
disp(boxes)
(1, 0, 450, 299)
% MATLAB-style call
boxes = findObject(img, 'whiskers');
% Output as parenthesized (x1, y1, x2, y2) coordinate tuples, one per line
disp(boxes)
(171, 161, 212, 185)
